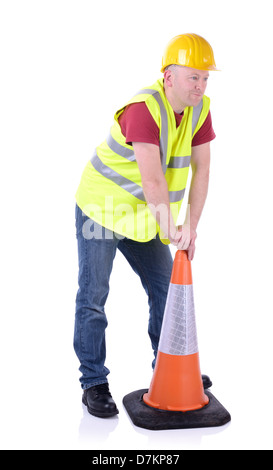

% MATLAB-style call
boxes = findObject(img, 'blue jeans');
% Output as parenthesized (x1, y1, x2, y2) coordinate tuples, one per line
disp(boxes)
(74, 204, 173, 390)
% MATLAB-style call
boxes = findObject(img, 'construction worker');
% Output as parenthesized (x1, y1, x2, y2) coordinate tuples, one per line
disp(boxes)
(74, 34, 217, 418)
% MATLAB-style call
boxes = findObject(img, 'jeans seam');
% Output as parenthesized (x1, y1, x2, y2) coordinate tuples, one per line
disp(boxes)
(80, 236, 89, 355)
(119, 241, 155, 322)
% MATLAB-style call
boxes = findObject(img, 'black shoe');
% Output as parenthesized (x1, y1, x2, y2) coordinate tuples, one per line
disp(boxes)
(202, 374, 212, 389)
(82, 383, 119, 418)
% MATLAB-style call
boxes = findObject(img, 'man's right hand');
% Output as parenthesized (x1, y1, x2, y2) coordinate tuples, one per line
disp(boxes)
(171, 225, 197, 261)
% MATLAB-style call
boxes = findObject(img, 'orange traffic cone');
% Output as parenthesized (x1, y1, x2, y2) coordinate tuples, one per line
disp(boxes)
(143, 249, 208, 411)
(123, 250, 231, 430)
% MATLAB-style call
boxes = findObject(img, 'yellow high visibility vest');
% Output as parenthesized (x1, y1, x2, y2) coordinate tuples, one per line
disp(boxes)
(76, 78, 210, 242)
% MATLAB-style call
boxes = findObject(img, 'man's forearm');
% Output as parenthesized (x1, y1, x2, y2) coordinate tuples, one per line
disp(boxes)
(142, 178, 177, 242)
(186, 167, 210, 231)
(133, 142, 176, 241)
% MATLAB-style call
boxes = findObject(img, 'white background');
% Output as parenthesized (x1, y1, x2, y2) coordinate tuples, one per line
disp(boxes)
(1, 0, 273, 451)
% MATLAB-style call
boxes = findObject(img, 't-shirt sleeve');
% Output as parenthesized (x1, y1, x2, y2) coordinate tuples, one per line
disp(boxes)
(191, 110, 216, 147)
(118, 102, 160, 146)
(118, 102, 216, 148)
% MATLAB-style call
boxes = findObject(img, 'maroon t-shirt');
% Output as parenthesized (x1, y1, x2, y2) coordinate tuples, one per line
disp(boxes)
(119, 102, 216, 147)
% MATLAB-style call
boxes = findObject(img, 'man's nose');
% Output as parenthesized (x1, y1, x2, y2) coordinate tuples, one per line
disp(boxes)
(196, 79, 206, 92)
(195, 83, 201, 92)
(195, 79, 201, 89)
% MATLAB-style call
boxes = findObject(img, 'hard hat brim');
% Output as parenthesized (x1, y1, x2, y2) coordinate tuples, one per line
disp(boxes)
(161, 64, 220, 73)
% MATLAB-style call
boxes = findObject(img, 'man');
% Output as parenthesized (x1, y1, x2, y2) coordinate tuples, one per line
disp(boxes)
(74, 34, 218, 418)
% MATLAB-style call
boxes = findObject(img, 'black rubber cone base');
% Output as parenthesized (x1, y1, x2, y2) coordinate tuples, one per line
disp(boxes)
(123, 389, 231, 430)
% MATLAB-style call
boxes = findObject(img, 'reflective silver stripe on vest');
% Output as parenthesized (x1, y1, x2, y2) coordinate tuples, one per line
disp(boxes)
(106, 93, 203, 162)
(106, 134, 135, 161)
(169, 188, 185, 203)
(192, 99, 203, 135)
(134, 88, 168, 174)
(137, 90, 203, 137)
(168, 155, 191, 169)
(90, 88, 199, 204)
(105, 89, 168, 171)
(91, 152, 146, 201)
(91, 152, 185, 203)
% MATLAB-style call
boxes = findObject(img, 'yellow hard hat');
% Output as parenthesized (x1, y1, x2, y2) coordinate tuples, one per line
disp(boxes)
(161, 33, 218, 72)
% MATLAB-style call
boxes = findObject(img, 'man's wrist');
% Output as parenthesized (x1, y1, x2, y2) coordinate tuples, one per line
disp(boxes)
(168, 226, 178, 243)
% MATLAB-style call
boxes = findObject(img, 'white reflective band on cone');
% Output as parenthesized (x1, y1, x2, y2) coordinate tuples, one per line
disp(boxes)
(158, 284, 198, 356)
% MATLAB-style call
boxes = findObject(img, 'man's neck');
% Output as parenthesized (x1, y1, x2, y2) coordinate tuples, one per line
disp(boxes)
(163, 80, 185, 114)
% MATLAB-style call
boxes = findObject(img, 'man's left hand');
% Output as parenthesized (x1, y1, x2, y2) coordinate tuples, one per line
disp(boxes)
(175, 225, 197, 261)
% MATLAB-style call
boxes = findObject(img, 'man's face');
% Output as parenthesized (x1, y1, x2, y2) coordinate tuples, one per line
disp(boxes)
(166, 66, 210, 112)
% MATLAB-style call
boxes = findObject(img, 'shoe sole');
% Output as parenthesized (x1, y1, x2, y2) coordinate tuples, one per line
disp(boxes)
(82, 395, 119, 418)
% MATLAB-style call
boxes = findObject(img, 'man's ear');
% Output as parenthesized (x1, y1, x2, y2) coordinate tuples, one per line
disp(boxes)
(164, 68, 174, 87)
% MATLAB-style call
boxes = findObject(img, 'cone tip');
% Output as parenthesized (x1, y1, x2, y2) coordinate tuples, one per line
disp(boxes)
(175, 250, 189, 261)
(171, 250, 192, 285)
